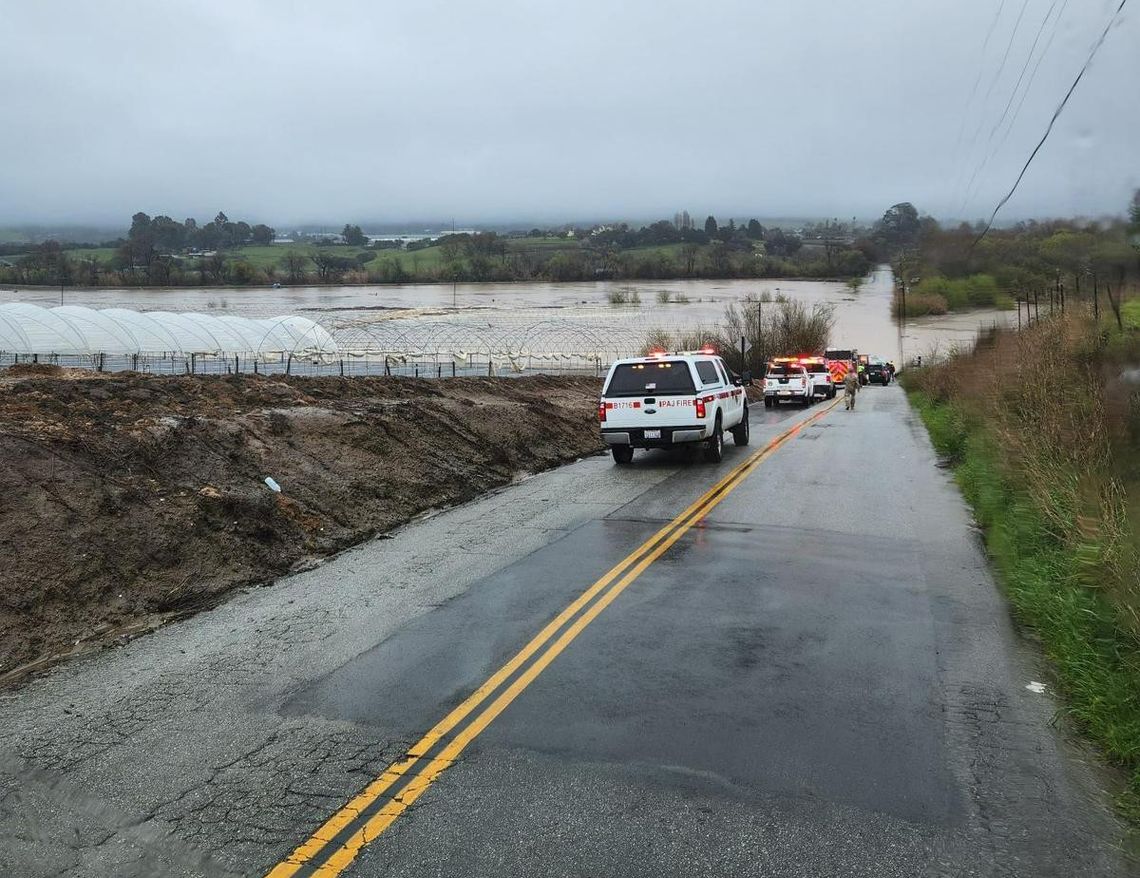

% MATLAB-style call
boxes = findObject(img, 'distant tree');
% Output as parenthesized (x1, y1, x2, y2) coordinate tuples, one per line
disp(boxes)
(281, 250, 309, 284)
(746, 219, 764, 239)
(129, 211, 152, 239)
(229, 259, 258, 285)
(642, 220, 681, 245)
(704, 215, 718, 237)
(251, 224, 275, 246)
(469, 231, 506, 257)
(150, 215, 185, 252)
(311, 252, 354, 282)
(147, 256, 175, 285)
(437, 234, 468, 261)
(125, 212, 157, 266)
(873, 202, 921, 252)
(681, 243, 700, 277)
(342, 224, 367, 246)
(200, 252, 227, 284)
(704, 242, 732, 276)
(763, 227, 801, 258)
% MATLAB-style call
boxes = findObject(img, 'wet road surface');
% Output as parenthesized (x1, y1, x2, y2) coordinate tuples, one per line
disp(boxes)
(0, 386, 1130, 876)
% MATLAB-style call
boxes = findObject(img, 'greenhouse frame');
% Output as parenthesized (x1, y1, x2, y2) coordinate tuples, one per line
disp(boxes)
(0, 303, 337, 361)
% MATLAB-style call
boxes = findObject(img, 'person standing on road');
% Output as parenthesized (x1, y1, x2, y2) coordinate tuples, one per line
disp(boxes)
(844, 370, 860, 410)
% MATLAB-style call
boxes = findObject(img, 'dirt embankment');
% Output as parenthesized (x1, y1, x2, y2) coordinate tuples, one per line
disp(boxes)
(0, 367, 603, 681)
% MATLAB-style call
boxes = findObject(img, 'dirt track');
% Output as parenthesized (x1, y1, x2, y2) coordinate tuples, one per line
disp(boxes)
(0, 366, 603, 681)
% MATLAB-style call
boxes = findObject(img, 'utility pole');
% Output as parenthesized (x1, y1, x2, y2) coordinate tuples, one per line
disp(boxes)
(894, 261, 908, 368)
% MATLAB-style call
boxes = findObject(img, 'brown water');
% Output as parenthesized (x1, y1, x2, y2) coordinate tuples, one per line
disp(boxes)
(1, 267, 1011, 361)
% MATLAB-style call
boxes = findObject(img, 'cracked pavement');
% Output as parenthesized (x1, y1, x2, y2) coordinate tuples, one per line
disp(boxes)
(0, 392, 1133, 876)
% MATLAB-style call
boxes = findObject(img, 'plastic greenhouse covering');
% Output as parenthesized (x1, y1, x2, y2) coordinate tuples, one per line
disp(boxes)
(0, 303, 337, 360)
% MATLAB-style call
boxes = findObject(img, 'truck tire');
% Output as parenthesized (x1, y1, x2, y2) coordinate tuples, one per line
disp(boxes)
(611, 445, 634, 465)
(764, 397, 774, 409)
(829, 386, 836, 399)
(704, 418, 724, 463)
(731, 406, 750, 446)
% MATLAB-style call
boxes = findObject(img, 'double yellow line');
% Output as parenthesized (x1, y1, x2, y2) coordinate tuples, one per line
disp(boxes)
(266, 398, 839, 878)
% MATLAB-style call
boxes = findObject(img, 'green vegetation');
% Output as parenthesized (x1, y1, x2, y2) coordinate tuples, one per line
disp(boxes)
(906, 313, 1140, 821)
(1124, 299, 1140, 329)
(867, 196, 1138, 319)
(0, 212, 875, 288)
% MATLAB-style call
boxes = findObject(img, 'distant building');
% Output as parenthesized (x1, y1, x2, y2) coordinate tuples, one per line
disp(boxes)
(674, 211, 692, 230)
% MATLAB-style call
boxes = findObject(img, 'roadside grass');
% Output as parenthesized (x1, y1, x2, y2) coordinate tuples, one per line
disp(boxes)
(907, 386, 1140, 823)
(1124, 298, 1140, 329)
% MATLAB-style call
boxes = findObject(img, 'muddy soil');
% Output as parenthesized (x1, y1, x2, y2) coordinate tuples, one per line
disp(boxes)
(0, 366, 603, 681)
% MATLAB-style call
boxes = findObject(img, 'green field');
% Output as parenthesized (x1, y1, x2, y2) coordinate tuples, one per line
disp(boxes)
(230, 245, 367, 269)
(67, 247, 119, 262)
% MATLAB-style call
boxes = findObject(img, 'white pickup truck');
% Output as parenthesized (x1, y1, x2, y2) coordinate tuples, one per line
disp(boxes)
(763, 361, 814, 407)
(599, 351, 749, 464)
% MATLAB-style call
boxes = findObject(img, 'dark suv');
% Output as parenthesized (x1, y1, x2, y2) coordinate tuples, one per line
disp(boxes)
(864, 358, 891, 385)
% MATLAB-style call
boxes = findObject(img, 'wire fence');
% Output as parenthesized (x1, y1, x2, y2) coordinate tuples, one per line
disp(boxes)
(0, 350, 610, 378)
(0, 308, 665, 379)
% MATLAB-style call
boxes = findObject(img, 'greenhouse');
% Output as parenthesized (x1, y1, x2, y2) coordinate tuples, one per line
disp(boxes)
(0, 303, 337, 361)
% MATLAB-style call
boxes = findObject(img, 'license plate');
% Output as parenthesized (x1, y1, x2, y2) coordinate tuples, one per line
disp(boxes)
(779, 391, 792, 396)
(644, 429, 661, 439)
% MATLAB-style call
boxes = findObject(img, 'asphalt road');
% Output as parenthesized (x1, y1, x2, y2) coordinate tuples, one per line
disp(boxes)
(0, 385, 1131, 877)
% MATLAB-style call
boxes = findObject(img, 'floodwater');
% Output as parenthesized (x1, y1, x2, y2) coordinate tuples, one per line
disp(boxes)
(2, 267, 1010, 362)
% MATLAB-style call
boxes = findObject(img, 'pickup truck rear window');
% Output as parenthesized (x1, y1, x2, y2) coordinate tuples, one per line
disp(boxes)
(766, 365, 804, 377)
(695, 361, 721, 385)
(605, 361, 696, 397)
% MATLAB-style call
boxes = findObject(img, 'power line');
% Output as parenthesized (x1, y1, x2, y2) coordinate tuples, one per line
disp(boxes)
(987, 0, 1060, 145)
(960, 0, 1062, 212)
(981, 0, 1033, 106)
(994, 0, 1072, 156)
(956, 0, 1033, 215)
(949, 0, 1010, 163)
(973, 0, 1130, 246)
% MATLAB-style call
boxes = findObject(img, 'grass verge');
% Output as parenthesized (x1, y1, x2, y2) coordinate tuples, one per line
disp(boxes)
(908, 387, 1140, 822)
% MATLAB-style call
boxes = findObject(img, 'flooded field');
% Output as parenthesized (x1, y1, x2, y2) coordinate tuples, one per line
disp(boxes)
(2, 267, 1011, 365)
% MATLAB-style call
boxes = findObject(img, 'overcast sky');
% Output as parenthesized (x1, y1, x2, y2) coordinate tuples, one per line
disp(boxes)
(3, 0, 1137, 229)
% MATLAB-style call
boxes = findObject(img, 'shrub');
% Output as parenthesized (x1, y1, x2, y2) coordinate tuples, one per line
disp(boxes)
(895, 291, 948, 316)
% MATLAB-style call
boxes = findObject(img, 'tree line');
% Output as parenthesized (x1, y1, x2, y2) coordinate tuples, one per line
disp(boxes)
(873, 196, 1140, 322)
(0, 211, 881, 288)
